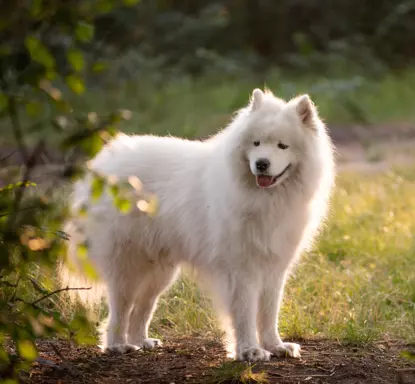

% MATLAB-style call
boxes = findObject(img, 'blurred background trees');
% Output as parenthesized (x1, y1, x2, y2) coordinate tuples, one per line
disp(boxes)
(93, 0, 415, 74)
(2, 0, 415, 87)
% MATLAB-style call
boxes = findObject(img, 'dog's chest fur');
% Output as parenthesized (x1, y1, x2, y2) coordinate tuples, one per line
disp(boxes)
(224, 193, 303, 261)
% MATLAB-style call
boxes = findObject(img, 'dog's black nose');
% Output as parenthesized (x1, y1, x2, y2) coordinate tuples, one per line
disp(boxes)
(256, 158, 270, 172)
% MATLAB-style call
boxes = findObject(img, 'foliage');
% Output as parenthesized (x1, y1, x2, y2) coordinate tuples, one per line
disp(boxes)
(90, 0, 415, 75)
(0, 1, 141, 381)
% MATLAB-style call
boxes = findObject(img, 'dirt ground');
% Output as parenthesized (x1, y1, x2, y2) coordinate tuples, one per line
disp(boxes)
(29, 337, 415, 384)
(4, 122, 415, 383)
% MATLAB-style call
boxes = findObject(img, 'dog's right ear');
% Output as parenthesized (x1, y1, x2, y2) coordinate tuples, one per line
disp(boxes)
(250, 88, 264, 111)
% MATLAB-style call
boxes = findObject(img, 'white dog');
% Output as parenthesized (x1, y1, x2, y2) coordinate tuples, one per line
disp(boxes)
(64, 88, 335, 362)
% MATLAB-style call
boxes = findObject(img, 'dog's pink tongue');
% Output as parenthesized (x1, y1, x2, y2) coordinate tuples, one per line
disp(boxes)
(256, 175, 273, 188)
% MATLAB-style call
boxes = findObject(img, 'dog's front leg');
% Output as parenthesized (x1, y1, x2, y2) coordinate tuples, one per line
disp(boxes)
(257, 270, 301, 358)
(229, 280, 271, 362)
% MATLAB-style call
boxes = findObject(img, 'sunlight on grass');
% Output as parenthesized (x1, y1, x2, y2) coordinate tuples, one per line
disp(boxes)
(150, 167, 415, 344)
(281, 167, 415, 343)
(211, 362, 269, 384)
(152, 275, 221, 340)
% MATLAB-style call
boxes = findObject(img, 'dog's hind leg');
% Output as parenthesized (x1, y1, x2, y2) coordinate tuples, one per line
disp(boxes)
(104, 271, 142, 354)
(128, 262, 179, 349)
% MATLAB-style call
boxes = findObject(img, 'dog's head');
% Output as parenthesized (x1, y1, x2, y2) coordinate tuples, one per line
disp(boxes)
(234, 88, 321, 189)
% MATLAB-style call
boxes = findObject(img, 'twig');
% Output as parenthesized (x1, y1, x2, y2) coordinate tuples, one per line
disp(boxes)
(28, 276, 49, 294)
(50, 343, 66, 362)
(31, 286, 91, 305)
(0, 149, 17, 163)
(50, 342, 81, 376)
(36, 357, 58, 367)
(0, 280, 19, 288)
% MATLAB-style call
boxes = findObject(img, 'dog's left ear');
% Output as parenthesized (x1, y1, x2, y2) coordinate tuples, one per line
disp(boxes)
(250, 88, 265, 111)
(291, 94, 318, 128)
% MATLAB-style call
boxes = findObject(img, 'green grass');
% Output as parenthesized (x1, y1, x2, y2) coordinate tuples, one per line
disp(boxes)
(211, 362, 269, 384)
(150, 167, 415, 345)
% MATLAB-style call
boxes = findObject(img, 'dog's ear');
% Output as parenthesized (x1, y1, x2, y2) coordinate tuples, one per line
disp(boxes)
(292, 94, 318, 128)
(250, 88, 264, 111)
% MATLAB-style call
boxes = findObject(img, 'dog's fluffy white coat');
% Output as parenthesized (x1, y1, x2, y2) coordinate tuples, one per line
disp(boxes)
(64, 89, 335, 361)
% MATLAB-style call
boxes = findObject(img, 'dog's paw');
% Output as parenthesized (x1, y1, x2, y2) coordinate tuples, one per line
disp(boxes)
(271, 342, 301, 358)
(142, 338, 162, 350)
(237, 347, 271, 362)
(105, 343, 141, 354)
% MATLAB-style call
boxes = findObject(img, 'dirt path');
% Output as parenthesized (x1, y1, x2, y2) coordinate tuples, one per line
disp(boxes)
(29, 337, 414, 384)
(330, 123, 415, 172)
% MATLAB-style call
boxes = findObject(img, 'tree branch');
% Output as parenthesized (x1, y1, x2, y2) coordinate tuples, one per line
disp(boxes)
(31, 286, 91, 305)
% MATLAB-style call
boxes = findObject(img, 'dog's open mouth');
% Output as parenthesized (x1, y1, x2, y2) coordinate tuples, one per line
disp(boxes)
(256, 164, 291, 188)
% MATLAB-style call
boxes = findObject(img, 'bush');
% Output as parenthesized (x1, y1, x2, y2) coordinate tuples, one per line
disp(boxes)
(0, 1, 141, 381)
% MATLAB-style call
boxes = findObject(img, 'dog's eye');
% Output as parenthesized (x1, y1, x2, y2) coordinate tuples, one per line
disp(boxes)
(278, 143, 289, 150)
(253, 141, 260, 147)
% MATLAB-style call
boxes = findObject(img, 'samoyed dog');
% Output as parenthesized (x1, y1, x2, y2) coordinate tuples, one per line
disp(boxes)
(64, 88, 335, 362)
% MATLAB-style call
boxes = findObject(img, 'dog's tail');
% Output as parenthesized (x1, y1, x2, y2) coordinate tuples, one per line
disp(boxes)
(58, 220, 106, 310)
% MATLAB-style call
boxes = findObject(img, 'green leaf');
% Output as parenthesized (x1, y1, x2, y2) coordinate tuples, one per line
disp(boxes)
(31, 0, 43, 16)
(91, 176, 105, 201)
(54, 99, 71, 113)
(77, 243, 88, 259)
(0, 181, 36, 192)
(70, 315, 98, 344)
(106, 125, 118, 136)
(92, 61, 106, 73)
(0, 45, 12, 56)
(74, 332, 97, 345)
(66, 75, 85, 94)
(114, 197, 132, 214)
(81, 259, 99, 280)
(123, 0, 141, 6)
(25, 36, 55, 68)
(17, 340, 38, 361)
(67, 49, 85, 72)
(25, 101, 43, 118)
(401, 350, 415, 360)
(81, 132, 103, 157)
(75, 22, 94, 42)
(97, 0, 115, 13)
(0, 345, 10, 363)
(109, 184, 119, 197)
(0, 93, 8, 109)
(109, 111, 122, 124)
